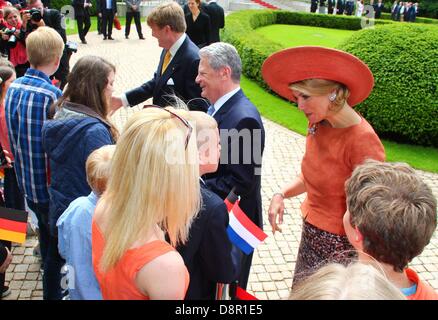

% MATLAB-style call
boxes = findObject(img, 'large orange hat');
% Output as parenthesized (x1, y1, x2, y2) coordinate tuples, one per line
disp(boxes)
(261, 46, 374, 106)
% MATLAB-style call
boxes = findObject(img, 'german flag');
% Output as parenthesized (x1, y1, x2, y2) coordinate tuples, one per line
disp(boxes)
(0, 207, 28, 244)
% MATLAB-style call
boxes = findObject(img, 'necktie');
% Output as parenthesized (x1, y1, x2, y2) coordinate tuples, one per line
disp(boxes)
(161, 50, 171, 74)
(207, 105, 215, 116)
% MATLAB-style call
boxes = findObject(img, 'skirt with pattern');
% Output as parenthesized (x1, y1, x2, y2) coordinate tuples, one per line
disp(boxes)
(292, 220, 356, 288)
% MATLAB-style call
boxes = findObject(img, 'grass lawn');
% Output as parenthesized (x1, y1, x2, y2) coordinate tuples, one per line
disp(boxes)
(65, 16, 127, 36)
(255, 24, 355, 48)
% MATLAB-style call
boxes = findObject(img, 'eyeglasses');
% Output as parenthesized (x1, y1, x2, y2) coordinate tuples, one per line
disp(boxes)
(143, 105, 193, 150)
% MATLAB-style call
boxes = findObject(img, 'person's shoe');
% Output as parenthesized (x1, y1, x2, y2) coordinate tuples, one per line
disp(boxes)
(139, 36, 145, 40)
(103, 36, 107, 40)
(108, 36, 114, 40)
(125, 35, 129, 39)
(81, 40, 87, 44)
(1, 286, 11, 298)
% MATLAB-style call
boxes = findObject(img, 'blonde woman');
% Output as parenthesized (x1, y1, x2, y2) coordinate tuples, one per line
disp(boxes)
(92, 107, 201, 300)
(289, 262, 406, 300)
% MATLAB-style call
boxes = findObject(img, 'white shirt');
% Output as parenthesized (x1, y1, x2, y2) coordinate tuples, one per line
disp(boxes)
(209, 87, 241, 117)
(120, 34, 187, 107)
(106, 0, 112, 9)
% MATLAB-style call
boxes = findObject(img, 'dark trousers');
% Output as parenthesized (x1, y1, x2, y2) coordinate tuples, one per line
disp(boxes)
(125, 11, 143, 37)
(231, 245, 253, 290)
(0, 240, 11, 299)
(102, 9, 115, 37)
(346, 2, 354, 15)
(26, 200, 64, 300)
(76, 14, 91, 42)
(97, 15, 102, 34)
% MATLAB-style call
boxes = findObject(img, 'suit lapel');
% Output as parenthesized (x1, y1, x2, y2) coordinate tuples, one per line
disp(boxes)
(213, 89, 243, 125)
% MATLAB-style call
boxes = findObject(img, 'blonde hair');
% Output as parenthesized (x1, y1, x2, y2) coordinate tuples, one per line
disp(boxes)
(86, 145, 116, 196)
(3, 6, 20, 21)
(99, 107, 200, 271)
(345, 159, 437, 272)
(289, 79, 350, 112)
(146, 1, 186, 33)
(26, 27, 64, 68)
(289, 263, 406, 300)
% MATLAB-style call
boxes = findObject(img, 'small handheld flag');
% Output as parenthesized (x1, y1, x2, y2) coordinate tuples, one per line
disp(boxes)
(0, 207, 28, 244)
(225, 189, 267, 255)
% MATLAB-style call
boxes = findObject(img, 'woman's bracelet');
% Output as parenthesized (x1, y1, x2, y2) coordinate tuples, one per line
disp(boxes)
(273, 192, 285, 200)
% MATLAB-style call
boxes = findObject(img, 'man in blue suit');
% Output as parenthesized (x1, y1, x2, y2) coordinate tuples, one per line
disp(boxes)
(112, 2, 205, 111)
(97, 0, 117, 40)
(196, 42, 265, 290)
(177, 111, 235, 300)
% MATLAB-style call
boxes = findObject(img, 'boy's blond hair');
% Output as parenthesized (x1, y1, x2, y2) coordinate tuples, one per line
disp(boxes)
(26, 27, 64, 68)
(86, 145, 116, 196)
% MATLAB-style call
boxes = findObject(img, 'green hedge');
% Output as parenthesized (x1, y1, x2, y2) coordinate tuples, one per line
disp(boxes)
(338, 24, 438, 146)
(222, 10, 391, 89)
(223, 10, 438, 146)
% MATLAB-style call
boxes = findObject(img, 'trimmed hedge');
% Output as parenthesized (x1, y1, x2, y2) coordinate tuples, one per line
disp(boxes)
(223, 10, 438, 146)
(222, 10, 391, 89)
(338, 23, 438, 146)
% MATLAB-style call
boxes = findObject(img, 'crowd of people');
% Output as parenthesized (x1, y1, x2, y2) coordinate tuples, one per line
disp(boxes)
(0, 0, 437, 301)
(310, 0, 418, 21)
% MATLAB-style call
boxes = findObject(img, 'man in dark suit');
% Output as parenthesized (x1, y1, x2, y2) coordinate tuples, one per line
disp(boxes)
(125, 0, 144, 39)
(310, 0, 318, 12)
(196, 42, 265, 290)
(177, 111, 235, 300)
(346, 0, 355, 15)
(327, 0, 336, 14)
(373, 0, 384, 18)
(337, 0, 346, 14)
(204, 0, 224, 43)
(112, 2, 205, 111)
(26, 0, 70, 89)
(72, 0, 92, 44)
(97, 0, 117, 40)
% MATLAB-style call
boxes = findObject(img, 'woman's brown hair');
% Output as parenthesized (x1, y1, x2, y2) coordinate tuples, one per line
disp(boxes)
(53, 55, 118, 140)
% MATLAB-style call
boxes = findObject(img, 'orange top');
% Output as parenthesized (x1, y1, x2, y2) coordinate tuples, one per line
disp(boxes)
(301, 117, 385, 235)
(405, 268, 438, 300)
(92, 221, 190, 300)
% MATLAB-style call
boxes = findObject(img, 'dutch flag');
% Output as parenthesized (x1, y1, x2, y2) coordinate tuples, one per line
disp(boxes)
(224, 189, 268, 255)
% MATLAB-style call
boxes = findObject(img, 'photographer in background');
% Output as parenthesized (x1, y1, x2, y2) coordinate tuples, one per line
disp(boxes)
(23, 0, 70, 89)
(0, 6, 29, 77)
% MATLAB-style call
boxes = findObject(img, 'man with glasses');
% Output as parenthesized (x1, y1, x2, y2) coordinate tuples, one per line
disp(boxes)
(112, 2, 205, 111)
(195, 42, 265, 290)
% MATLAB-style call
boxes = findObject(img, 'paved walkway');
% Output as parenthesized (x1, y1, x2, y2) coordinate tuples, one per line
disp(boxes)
(4, 23, 438, 300)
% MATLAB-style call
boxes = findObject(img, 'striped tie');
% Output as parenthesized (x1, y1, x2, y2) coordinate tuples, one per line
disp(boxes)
(207, 105, 215, 116)
(161, 50, 171, 74)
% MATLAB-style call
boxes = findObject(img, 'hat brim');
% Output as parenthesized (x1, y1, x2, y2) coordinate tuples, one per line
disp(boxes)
(261, 46, 374, 107)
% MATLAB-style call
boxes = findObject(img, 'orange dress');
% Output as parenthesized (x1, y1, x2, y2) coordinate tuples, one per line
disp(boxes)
(92, 221, 190, 300)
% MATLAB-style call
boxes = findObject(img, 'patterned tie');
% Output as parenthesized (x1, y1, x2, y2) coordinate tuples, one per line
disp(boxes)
(161, 50, 172, 75)
(207, 105, 215, 116)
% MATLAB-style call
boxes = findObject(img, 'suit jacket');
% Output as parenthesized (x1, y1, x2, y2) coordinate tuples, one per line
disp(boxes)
(97, 0, 117, 14)
(204, 1, 224, 43)
(177, 182, 235, 300)
(205, 90, 265, 229)
(126, 35, 205, 111)
(125, 0, 141, 13)
(72, 0, 91, 18)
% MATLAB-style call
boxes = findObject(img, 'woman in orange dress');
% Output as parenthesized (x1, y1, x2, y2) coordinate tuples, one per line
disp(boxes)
(92, 107, 201, 299)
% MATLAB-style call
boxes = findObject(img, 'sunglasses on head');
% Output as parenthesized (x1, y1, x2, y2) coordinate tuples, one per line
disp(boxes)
(143, 105, 193, 150)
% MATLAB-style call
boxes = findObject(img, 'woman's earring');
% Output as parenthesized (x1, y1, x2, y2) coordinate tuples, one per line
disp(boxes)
(329, 93, 337, 102)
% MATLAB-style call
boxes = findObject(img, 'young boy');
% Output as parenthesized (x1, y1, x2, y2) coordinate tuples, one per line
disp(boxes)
(5, 26, 64, 300)
(57, 145, 115, 300)
(344, 159, 438, 300)
(176, 110, 235, 300)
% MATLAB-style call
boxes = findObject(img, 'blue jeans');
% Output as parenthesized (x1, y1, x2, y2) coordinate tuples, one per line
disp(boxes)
(26, 200, 65, 300)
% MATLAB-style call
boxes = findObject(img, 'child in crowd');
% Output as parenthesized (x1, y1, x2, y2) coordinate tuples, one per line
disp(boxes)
(57, 145, 115, 300)
(5, 26, 64, 300)
(289, 262, 406, 300)
(344, 159, 438, 300)
(176, 110, 235, 300)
